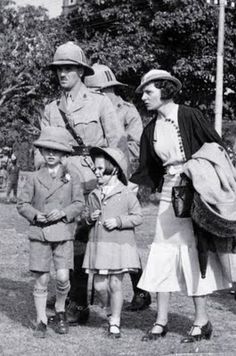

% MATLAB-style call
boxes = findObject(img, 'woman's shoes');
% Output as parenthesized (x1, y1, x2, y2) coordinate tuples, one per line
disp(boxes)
(108, 324, 121, 339)
(142, 323, 168, 341)
(181, 321, 212, 343)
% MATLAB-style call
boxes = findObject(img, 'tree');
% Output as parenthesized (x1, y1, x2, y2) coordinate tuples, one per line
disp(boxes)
(65, 0, 236, 121)
(1, 0, 236, 166)
(0, 0, 69, 149)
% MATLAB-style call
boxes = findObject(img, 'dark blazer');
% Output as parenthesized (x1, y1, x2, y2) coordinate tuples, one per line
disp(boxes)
(131, 105, 223, 191)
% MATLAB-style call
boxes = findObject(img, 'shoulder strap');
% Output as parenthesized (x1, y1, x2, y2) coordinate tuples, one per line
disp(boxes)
(58, 108, 84, 146)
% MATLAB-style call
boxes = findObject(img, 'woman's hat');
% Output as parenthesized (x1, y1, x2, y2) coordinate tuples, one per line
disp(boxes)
(84, 63, 128, 89)
(34, 127, 76, 153)
(90, 146, 128, 185)
(136, 69, 182, 93)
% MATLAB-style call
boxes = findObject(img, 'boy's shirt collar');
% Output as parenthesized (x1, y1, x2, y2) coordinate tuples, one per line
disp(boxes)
(48, 165, 60, 179)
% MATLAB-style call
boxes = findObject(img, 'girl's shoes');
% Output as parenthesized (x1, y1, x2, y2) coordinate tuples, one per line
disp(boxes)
(108, 324, 121, 339)
(181, 321, 212, 343)
(142, 323, 168, 341)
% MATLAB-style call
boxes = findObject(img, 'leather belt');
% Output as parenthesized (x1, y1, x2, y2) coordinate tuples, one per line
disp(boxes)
(72, 146, 91, 156)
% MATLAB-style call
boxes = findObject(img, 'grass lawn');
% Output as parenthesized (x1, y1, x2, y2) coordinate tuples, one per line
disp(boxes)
(0, 200, 235, 356)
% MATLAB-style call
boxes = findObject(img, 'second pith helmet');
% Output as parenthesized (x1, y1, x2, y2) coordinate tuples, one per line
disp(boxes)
(90, 146, 128, 185)
(84, 63, 127, 89)
(49, 42, 94, 76)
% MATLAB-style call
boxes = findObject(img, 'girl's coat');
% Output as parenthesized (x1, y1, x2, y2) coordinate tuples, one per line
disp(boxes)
(83, 181, 142, 270)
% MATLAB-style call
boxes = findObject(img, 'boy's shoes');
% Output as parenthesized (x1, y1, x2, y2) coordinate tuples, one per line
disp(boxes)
(53, 312, 69, 334)
(33, 321, 47, 338)
(66, 301, 90, 325)
(125, 291, 151, 311)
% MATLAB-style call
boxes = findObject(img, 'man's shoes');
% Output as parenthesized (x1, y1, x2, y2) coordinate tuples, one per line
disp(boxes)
(126, 291, 151, 311)
(53, 312, 69, 334)
(66, 301, 90, 326)
(33, 321, 47, 338)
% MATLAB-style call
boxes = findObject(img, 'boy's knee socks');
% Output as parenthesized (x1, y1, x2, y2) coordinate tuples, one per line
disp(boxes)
(55, 280, 70, 313)
(33, 286, 48, 324)
(56, 280, 70, 295)
(33, 286, 48, 298)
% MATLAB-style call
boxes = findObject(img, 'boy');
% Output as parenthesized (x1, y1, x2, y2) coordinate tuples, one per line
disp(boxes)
(17, 127, 84, 338)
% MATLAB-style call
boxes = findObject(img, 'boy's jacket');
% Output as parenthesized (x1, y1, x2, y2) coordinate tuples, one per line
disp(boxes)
(17, 166, 84, 242)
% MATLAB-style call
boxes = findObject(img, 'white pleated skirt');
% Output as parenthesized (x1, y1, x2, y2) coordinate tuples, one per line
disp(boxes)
(138, 173, 231, 296)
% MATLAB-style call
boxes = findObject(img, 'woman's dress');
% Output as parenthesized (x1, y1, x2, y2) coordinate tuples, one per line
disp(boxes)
(138, 105, 231, 296)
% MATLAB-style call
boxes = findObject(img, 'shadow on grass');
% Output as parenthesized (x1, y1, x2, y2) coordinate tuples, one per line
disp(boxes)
(0, 277, 35, 328)
(210, 290, 236, 315)
(0, 277, 108, 331)
(122, 307, 193, 336)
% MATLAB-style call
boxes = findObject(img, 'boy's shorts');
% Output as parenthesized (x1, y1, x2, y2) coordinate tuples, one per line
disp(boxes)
(29, 240, 74, 273)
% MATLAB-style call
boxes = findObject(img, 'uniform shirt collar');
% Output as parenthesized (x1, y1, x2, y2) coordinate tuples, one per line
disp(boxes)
(64, 81, 88, 102)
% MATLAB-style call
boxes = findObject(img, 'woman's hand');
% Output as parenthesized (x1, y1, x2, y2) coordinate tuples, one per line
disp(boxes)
(103, 218, 118, 230)
(46, 209, 66, 222)
(90, 209, 101, 221)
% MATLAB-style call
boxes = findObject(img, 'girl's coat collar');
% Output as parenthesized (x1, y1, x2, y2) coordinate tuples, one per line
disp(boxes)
(91, 181, 125, 201)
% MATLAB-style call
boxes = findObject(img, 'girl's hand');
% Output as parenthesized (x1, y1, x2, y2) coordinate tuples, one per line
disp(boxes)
(36, 213, 47, 223)
(46, 209, 65, 222)
(91, 210, 101, 221)
(103, 218, 118, 230)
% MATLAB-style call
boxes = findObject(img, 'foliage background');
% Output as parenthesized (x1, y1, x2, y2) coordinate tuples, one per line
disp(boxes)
(0, 0, 236, 169)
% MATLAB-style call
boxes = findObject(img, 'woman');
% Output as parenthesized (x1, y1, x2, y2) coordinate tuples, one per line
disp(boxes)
(131, 69, 231, 343)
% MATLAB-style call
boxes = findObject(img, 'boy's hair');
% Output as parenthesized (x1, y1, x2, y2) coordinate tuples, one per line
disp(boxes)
(153, 79, 179, 100)
(95, 154, 122, 180)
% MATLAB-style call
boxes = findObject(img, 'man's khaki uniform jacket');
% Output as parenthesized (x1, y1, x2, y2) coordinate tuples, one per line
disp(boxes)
(39, 83, 128, 194)
(114, 96, 143, 171)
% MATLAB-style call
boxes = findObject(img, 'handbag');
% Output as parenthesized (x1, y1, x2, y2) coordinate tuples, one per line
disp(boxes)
(171, 174, 194, 218)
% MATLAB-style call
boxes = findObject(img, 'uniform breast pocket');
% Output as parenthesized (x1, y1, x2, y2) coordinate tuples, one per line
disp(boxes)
(74, 117, 102, 144)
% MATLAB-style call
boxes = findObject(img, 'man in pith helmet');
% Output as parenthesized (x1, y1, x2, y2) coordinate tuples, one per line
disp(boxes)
(39, 41, 129, 325)
(85, 63, 151, 311)
(85, 63, 143, 170)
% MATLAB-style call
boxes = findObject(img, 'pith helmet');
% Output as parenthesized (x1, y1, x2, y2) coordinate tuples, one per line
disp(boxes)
(136, 69, 182, 93)
(84, 63, 128, 89)
(90, 146, 128, 185)
(49, 42, 94, 76)
(34, 127, 76, 153)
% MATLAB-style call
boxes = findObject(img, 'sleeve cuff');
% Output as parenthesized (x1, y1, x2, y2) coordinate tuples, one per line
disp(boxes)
(116, 216, 122, 229)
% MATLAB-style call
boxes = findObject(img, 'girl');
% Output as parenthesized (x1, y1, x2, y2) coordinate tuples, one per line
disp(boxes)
(83, 147, 142, 338)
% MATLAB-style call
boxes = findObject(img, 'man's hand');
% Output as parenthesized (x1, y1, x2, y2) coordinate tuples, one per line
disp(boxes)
(46, 209, 66, 222)
(103, 218, 118, 230)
